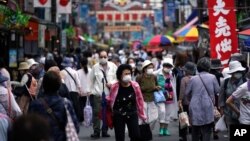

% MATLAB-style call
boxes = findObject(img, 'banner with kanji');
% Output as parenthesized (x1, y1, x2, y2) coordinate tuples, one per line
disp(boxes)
(56, 0, 71, 14)
(34, 0, 51, 8)
(208, 0, 238, 66)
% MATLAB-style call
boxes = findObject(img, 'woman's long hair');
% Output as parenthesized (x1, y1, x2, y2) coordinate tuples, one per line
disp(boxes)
(80, 57, 88, 74)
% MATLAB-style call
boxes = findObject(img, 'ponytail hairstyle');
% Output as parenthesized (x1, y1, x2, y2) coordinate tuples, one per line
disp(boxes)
(80, 57, 88, 74)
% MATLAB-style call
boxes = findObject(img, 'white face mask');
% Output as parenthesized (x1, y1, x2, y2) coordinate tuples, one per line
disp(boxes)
(122, 75, 132, 83)
(99, 58, 108, 64)
(164, 68, 171, 73)
(129, 63, 136, 68)
(147, 68, 154, 75)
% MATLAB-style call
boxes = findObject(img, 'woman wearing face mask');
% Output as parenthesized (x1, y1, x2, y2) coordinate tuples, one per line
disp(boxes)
(136, 60, 160, 130)
(126, 58, 140, 81)
(218, 61, 247, 128)
(107, 64, 146, 141)
(155, 58, 177, 136)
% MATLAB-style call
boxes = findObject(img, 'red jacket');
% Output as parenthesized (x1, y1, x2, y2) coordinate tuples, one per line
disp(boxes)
(106, 81, 147, 121)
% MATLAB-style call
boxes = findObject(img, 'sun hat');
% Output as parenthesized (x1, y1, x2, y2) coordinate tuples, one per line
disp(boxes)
(162, 58, 174, 67)
(0, 73, 8, 83)
(18, 62, 30, 70)
(61, 57, 73, 68)
(210, 59, 223, 70)
(222, 67, 231, 79)
(26, 58, 38, 68)
(142, 60, 153, 71)
(227, 61, 245, 74)
(183, 62, 196, 75)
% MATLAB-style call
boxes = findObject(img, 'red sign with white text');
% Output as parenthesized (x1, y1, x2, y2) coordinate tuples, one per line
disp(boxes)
(208, 0, 238, 66)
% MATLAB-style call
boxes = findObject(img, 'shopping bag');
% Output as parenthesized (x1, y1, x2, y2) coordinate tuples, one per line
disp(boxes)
(139, 123, 152, 140)
(153, 90, 166, 103)
(83, 96, 92, 127)
(215, 115, 227, 132)
(64, 99, 79, 141)
(179, 111, 190, 129)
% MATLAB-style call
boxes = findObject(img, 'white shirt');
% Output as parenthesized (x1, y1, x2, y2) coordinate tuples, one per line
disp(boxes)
(77, 68, 92, 96)
(232, 82, 250, 125)
(89, 62, 117, 96)
(61, 67, 81, 93)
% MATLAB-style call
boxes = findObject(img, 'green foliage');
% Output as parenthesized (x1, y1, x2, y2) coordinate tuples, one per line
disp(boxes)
(65, 26, 76, 38)
(0, 5, 30, 29)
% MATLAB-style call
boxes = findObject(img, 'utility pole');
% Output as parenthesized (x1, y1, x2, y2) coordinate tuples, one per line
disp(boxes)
(197, 0, 203, 23)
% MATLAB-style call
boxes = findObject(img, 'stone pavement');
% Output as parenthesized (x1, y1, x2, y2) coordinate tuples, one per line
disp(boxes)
(78, 120, 230, 141)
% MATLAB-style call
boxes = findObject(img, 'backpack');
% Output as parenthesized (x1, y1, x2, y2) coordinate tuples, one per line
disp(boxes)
(26, 73, 38, 97)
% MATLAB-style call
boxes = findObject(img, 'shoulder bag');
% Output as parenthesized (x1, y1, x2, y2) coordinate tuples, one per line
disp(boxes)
(199, 75, 221, 120)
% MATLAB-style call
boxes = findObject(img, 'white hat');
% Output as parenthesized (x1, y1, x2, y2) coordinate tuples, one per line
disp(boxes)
(118, 50, 124, 55)
(222, 67, 231, 79)
(26, 58, 38, 68)
(142, 60, 153, 70)
(227, 61, 245, 74)
(162, 58, 174, 67)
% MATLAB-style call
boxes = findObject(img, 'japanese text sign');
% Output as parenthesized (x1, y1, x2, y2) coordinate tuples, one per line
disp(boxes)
(208, 0, 238, 66)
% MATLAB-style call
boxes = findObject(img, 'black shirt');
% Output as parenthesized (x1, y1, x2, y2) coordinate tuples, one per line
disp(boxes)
(113, 85, 137, 116)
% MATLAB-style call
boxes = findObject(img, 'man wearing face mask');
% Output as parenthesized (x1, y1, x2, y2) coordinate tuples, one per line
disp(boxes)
(136, 60, 160, 131)
(89, 50, 117, 139)
(218, 61, 247, 130)
(107, 64, 146, 141)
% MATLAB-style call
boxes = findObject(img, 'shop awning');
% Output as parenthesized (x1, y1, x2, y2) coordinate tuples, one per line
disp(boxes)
(239, 29, 250, 36)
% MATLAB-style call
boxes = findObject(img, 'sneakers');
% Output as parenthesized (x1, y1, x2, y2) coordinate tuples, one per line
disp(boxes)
(90, 133, 100, 139)
(164, 129, 171, 136)
(159, 128, 164, 136)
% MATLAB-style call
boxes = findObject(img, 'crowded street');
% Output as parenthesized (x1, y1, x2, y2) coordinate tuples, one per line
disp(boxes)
(1, 0, 250, 141)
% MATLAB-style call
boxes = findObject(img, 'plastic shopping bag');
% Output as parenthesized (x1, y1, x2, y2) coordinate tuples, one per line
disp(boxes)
(83, 97, 92, 127)
(215, 115, 227, 132)
(179, 111, 190, 129)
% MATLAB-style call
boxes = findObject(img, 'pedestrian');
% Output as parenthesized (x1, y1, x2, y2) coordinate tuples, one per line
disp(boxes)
(61, 56, 83, 122)
(77, 57, 93, 123)
(226, 69, 250, 125)
(155, 58, 177, 136)
(209, 59, 224, 140)
(136, 60, 160, 130)
(107, 64, 146, 141)
(178, 62, 196, 141)
(9, 114, 50, 141)
(89, 50, 117, 139)
(185, 57, 220, 141)
(28, 71, 79, 141)
(218, 61, 246, 127)
(126, 57, 140, 81)
(0, 58, 11, 89)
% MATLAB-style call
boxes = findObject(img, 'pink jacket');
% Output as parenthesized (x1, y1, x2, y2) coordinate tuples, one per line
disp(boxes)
(106, 81, 147, 120)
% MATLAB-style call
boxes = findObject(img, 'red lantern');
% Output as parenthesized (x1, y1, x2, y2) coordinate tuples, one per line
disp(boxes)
(39, 0, 48, 5)
(60, 0, 69, 6)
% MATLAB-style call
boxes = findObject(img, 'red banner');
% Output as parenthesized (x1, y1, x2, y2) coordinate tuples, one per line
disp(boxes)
(208, 0, 238, 66)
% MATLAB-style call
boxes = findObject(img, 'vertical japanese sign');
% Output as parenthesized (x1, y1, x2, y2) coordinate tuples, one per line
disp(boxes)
(208, 0, 238, 65)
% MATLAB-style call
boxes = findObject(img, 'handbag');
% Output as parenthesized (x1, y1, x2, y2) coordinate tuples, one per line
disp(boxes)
(179, 106, 190, 129)
(199, 75, 221, 120)
(83, 96, 92, 127)
(64, 98, 80, 141)
(139, 123, 152, 140)
(153, 90, 166, 103)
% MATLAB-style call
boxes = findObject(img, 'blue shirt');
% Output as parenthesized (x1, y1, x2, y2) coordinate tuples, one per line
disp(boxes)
(185, 72, 220, 125)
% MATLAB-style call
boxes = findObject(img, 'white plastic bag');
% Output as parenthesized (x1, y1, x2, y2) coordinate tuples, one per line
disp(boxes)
(215, 115, 227, 131)
(179, 111, 190, 129)
(83, 96, 92, 127)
